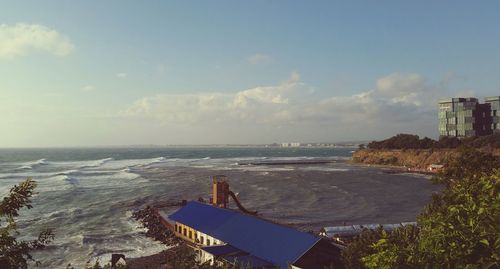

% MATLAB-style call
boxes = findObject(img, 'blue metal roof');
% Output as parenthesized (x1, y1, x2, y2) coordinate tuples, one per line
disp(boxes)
(224, 254, 274, 268)
(201, 244, 243, 256)
(169, 201, 321, 269)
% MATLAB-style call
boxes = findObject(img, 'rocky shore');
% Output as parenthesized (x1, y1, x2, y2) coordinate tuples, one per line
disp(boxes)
(121, 205, 185, 268)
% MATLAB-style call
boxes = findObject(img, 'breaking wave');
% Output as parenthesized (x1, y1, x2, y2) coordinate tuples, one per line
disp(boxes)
(17, 158, 49, 170)
(79, 157, 114, 168)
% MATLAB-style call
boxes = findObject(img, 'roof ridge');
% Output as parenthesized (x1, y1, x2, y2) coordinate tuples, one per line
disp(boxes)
(188, 201, 319, 238)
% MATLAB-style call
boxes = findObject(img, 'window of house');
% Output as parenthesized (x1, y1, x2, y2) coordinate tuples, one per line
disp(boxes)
(200, 236, 204, 245)
(183, 228, 187, 236)
(189, 231, 192, 239)
(207, 239, 211, 246)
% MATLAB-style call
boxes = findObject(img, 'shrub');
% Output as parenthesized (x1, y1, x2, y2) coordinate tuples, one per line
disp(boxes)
(0, 178, 54, 269)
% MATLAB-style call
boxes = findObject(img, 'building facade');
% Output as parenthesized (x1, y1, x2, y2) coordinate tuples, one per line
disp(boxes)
(485, 96, 500, 133)
(438, 96, 499, 137)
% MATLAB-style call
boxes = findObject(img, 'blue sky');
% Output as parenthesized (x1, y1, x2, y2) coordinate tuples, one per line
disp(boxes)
(1, 1, 499, 147)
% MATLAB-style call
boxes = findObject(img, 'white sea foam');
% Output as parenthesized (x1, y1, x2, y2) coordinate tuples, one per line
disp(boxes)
(79, 157, 114, 168)
(55, 169, 80, 176)
(299, 167, 350, 172)
(17, 158, 49, 170)
(238, 166, 296, 172)
(150, 156, 166, 163)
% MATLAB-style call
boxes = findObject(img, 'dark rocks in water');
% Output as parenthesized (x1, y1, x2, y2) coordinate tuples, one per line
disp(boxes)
(132, 206, 180, 245)
(147, 200, 187, 208)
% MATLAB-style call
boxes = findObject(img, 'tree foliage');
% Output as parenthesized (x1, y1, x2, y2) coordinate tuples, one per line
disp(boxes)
(367, 134, 429, 150)
(341, 227, 384, 269)
(366, 133, 500, 150)
(0, 177, 54, 269)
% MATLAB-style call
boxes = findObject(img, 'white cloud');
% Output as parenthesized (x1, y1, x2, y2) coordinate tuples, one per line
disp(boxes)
(123, 72, 454, 141)
(310, 73, 439, 122)
(81, 85, 95, 92)
(116, 73, 127, 78)
(246, 53, 274, 65)
(0, 23, 74, 58)
(375, 72, 426, 104)
(124, 72, 304, 124)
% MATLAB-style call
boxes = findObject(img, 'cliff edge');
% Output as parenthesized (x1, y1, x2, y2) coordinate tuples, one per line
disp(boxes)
(352, 148, 500, 170)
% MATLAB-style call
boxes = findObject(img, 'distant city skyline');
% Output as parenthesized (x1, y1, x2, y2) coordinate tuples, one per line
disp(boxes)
(1, 1, 499, 147)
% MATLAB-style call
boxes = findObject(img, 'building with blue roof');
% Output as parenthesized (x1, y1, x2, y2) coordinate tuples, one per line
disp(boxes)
(167, 201, 343, 269)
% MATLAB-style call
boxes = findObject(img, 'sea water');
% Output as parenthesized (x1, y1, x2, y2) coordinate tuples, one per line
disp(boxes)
(0, 147, 441, 268)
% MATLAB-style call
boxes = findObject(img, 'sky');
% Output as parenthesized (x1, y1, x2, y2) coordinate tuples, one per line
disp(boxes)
(0, 1, 499, 147)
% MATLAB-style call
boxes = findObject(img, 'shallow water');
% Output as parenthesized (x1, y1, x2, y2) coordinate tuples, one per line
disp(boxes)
(0, 147, 441, 268)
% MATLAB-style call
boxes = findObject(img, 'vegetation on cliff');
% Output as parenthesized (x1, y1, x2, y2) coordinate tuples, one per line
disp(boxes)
(352, 148, 458, 169)
(343, 148, 500, 269)
(366, 133, 500, 150)
(353, 133, 500, 169)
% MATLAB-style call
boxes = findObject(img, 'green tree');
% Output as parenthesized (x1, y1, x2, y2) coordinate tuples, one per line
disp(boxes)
(360, 225, 420, 269)
(0, 177, 54, 269)
(341, 227, 384, 269)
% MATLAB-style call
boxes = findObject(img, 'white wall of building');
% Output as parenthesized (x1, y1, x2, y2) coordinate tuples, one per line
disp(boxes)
(196, 231, 224, 246)
(196, 231, 225, 264)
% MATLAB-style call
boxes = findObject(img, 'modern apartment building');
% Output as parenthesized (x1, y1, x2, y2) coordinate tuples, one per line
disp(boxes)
(438, 96, 499, 137)
(484, 96, 500, 133)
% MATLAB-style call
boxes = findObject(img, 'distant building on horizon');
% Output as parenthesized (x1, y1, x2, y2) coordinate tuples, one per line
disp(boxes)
(281, 142, 301, 147)
(438, 96, 500, 137)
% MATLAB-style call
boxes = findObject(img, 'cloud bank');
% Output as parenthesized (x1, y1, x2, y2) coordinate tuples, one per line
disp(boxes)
(0, 23, 75, 58)
(123, 72, 450, 142)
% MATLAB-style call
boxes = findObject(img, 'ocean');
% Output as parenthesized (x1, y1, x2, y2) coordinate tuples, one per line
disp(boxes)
(0, 147, 441, 268)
